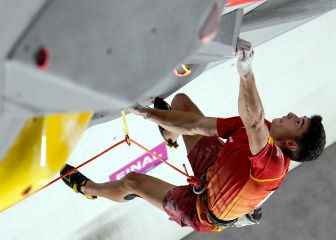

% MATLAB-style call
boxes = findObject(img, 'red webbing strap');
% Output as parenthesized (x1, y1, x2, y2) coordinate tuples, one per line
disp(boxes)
(33, 139, 126, 195)
(129, 138, 201, 188)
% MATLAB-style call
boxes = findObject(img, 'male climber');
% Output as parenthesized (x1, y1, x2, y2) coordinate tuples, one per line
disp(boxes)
(61, 39, 326, 232)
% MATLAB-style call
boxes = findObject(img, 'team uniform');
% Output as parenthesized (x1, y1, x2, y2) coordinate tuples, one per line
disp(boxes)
(163, 116, 290, 232)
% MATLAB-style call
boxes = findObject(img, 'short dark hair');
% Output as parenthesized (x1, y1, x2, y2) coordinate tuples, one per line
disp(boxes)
(292, 115, 326, 162)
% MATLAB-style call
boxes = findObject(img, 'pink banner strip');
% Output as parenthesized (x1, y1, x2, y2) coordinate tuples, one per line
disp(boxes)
(109, 142, 168, 181)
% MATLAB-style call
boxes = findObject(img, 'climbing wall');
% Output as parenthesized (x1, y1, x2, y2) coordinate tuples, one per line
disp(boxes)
(0, 0, 258, 214)
(5, 0, 225, 115)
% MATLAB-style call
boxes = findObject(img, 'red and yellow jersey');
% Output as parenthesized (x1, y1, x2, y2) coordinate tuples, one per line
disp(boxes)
(196, 117, 290, 230)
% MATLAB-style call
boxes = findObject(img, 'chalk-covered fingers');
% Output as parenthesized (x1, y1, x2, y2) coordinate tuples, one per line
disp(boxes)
(128, 104, 151, 118)
(236, 38, 254, 77)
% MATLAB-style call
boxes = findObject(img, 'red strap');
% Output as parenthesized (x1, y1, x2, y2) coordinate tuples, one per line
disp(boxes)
(187, 176, 202, 188)
(35, 139, 126, 194)
(30, 136, 202, 197)
(130, 138, 201, 187)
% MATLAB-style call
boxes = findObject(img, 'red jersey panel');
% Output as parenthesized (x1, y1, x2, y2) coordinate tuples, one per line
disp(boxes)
(198, 117, 290, 224)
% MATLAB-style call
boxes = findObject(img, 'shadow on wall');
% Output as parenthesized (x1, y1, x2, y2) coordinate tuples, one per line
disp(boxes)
(73, 201, 191, 240)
